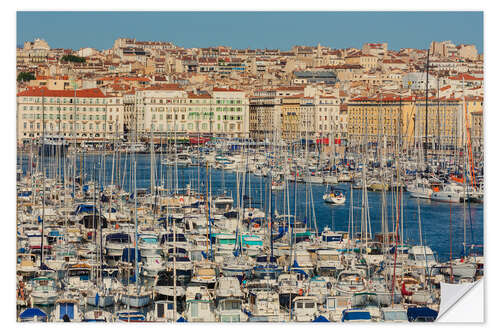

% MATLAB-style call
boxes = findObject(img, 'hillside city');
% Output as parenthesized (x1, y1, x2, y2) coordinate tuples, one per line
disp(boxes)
(16, 38, 483, 156)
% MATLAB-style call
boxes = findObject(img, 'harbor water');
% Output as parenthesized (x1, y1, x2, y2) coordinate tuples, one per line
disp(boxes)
(18, 152, 484, 262)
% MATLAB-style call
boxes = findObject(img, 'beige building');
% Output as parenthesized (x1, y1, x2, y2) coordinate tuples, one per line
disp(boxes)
(28, 75, 71, 90)
(134, 85, 249, 140)
(315, 95, 341, 143)
(430, 40, 458, 58)
(347, 95, 465, 152)
(362, 42, 388, 58)
(17, 87, 124, 144)
(457, 44, 478, 60)
(345, 52, 378, 71)
(281, 95, 301, 141)
(249, 90, 282, 142)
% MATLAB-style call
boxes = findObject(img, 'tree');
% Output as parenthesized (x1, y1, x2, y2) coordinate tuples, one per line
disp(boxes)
(61, 54, 86, 63)
(17, 72, 36, 82)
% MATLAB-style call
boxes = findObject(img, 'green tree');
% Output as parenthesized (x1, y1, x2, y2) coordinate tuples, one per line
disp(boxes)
(17, 72, 36, 82)
(61, 54, 86, 63)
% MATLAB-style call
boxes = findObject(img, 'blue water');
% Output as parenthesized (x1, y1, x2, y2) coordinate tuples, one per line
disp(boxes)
(19, 152, 484, 262)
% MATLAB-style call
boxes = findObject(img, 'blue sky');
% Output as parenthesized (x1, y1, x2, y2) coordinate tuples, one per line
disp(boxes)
(17, 11, 483, 52)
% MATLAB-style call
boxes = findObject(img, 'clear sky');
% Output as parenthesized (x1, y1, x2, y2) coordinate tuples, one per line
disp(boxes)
(17, 11, 483, 53)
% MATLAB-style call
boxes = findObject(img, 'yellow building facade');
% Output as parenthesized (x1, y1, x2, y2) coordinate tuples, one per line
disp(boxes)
(347, 95, 467, 152)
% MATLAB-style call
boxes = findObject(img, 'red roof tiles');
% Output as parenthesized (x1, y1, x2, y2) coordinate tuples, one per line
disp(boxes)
(17, 87, 105, 98)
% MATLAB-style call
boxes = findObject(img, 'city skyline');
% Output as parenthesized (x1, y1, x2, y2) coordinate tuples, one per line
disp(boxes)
(17, 11, 483, 52)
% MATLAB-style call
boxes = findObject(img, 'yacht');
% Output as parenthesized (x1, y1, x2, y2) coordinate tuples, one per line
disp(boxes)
(215, 297, 248, 322)
(407, 179, 434, 199)
(214, 276, 244, 299)
(105, 232, 132, 257)
(292, 296, 320, 322)
(322, 187, 346, 205)
(334, 270, 367, 296)
(29, 277, 59, 305)
(138, 234, 163, 258)
(430, 184, 461, 203)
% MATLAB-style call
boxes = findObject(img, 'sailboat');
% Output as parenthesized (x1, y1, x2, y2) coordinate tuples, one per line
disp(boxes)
(119, 149, 151, 308)
(322, 186, 346, 205)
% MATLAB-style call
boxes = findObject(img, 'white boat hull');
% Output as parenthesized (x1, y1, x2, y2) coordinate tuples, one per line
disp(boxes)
(121, 293, 151, 308)
(323, 194, 346, 205)
(31, 292, 59, 305)
(86, 293, 115, 308)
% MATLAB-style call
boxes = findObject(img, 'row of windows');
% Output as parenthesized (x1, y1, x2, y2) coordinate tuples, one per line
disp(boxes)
(148, 106, 243, 112)
(22, 122, 112, 131)
(21, 97, 119, 104)
(151, 114, 242, 121)
(22, 113, 110, 121)
(21, 105, 115, 112)
(147, 122, 242, 132)
(140, 98, 243, 105)
(22, 132, 111, 138)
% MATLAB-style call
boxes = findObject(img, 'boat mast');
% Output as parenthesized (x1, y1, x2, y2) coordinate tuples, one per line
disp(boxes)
(40, 88, 46, 268)
(424, 49, 430, 163)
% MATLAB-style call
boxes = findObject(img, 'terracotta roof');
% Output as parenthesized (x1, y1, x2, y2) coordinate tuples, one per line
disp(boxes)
(213, 87, 243, 92)
(35, 75, 69, 80)
(448, 73, 483, 81)
(276, 86, 304, 91)
(350, 95, 461, 102)
(382, 59, 405, 64)
(17, 87, 105, 98)
(187, 92, 211, 99)
(140, 84, 182, 91)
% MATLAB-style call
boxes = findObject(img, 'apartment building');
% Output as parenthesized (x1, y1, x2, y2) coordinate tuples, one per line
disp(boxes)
(281, 95, 301, 141)
(348, 95, 464, 151)
(131, 85, 249, 139)
(249, 90, 282, 142)
(17, 87, 124, 144)
(316, 95, 341, 143)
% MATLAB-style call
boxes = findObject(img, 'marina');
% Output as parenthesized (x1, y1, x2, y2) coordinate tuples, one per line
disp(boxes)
(16, 139, 484, 322)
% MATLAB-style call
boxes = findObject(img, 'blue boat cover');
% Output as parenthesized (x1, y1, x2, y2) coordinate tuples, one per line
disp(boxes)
(272, 226, 288, 242)
(121, 248, 141, 263)
(39, 263, 54, 271)
(290, 268, 309, 279)
(75, 204, 97, 215)
(19, 308, 47, 319)
(313, 315, 329, 322)
(161, 233, 187, 244)
(106, 233, 130, 242)
(59, 303, 74, 320)
(407, 307, 438, 322)
(166, 247, 187, 254)
(177, 317, 187, 322)
(341, 310, 371, 322)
